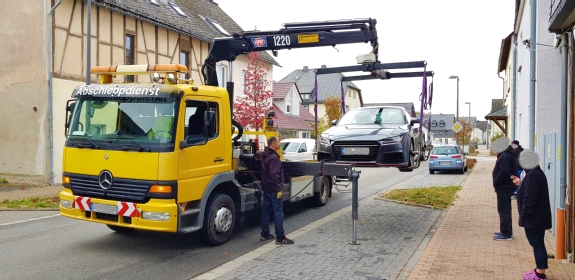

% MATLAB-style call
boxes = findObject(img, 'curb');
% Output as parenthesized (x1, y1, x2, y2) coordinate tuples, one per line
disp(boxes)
(373, 196, 444, 210)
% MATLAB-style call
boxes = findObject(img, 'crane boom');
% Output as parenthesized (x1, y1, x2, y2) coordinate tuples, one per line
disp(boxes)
(202, 18, 379, 87)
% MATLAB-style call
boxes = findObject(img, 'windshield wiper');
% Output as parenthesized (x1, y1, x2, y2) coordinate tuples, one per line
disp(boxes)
(74, 136, 100, 149)
(119, 137, 151, 152)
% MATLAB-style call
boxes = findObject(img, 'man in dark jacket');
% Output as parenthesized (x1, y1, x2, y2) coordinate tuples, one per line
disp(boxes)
(492, 143, 519, 240)
(512, 150, 552, 280)
(260, 136, 294, 245)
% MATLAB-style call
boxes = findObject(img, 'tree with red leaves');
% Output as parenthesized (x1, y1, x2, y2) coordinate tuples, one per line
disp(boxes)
(233, 52, 273, 131)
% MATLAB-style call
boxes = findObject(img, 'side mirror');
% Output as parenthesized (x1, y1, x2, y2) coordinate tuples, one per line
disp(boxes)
(64, 100, 76, 136)
(299, 148, 306, 153)
(180, 140, 188, 149)
(331, 120, 338, 126)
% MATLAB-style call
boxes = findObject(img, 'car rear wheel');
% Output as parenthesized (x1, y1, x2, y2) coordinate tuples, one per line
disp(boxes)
(458, 167, 464, 174)
(429, 169, 434, 174)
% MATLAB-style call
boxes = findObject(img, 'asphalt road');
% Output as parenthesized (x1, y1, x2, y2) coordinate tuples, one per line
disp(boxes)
(0, 163, 436, 280)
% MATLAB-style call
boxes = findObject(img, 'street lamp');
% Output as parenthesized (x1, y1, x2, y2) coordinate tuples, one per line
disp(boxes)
(449, 75, 460, 148)
(465, 102, 471, 154)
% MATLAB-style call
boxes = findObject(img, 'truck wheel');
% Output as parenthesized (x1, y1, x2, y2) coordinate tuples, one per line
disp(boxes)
(106, 224, 134, 233)
(311, 176, 330, 207)
(200, 193, 236, 246)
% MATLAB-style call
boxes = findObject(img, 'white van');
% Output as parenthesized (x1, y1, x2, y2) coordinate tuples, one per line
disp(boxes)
(280, 138, 316, 161)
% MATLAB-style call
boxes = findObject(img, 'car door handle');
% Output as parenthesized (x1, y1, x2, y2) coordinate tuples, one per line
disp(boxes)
(214, 157, 224, 162)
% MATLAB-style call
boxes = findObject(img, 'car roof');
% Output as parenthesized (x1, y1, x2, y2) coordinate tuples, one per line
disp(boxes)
(356, 106, 407, 111)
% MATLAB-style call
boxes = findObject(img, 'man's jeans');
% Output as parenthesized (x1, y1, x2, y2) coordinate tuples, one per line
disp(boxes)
(260, 192, 285, 241)
(496, 191, 513, 237)
(524, 227, 548, 269)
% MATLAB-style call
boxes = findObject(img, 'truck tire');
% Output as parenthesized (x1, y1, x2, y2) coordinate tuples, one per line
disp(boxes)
(309, 176, 330, 207)
(106, 224, 135, 233)
(200, 193, 236, 246)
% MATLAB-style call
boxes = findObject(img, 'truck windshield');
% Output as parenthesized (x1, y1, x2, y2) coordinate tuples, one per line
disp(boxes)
(337, 107, 407, 126)
(67, 96, 178, 151)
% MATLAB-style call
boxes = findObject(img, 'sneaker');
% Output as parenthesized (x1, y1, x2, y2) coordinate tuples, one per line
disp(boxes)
(493, 232, 513, 237)
(493, 233, 513, 241)
(522, 269, 546, 280)
(275, 237, 295, 245)
(260, 234, 275, 241)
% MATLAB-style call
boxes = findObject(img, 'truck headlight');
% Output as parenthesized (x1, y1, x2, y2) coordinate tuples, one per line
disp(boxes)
(142, 211, 170, 221)
(60, 200, 73, 209)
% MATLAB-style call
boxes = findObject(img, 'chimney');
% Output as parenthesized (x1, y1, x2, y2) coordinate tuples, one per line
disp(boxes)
(321, 65, 326, 68)
(303, 66, 308, 71)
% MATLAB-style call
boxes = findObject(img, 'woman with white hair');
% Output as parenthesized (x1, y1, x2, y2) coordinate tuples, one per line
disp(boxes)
(511, 150, 552, 280)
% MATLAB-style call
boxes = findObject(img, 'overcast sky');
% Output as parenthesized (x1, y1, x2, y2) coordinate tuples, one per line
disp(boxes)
(215, 0, 515, 120)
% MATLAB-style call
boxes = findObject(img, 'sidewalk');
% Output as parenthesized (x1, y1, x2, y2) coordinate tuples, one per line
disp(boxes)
(193, 145, 575, 280)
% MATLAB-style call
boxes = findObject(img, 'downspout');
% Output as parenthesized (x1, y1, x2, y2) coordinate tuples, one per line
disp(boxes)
(47, 0, 62, 186)
(555, 32, 569, 261)
(512, 34, 518, 141)
(528, 0, 536, 150)
(559, 32, 568, 210)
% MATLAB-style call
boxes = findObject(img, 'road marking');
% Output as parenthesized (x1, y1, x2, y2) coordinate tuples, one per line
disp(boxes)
(0, 214, 60, 226)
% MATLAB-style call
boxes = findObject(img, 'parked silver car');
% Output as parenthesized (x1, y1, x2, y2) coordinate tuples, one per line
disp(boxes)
(428, 145, 467, 174)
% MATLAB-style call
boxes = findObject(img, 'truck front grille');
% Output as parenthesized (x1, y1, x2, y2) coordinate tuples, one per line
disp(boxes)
(67, 174, 150, 203)
(332, 141, 380, 162)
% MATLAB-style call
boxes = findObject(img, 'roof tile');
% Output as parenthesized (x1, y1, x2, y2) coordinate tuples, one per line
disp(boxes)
(272, 105, 312, 131)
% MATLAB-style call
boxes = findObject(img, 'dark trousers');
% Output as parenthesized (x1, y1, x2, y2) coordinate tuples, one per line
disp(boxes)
(524, 227, 548, 269)
(496, 191, 513, 237)
(260, 192, 285, 241)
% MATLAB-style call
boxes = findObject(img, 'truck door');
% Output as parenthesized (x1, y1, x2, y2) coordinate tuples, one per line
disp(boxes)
(177, 98, 227, 202)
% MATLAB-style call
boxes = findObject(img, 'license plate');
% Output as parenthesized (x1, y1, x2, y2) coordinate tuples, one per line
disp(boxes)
(91, 203, 118, 215)
(341, 147, 370, 155)
(440, 161, 451, 166)
(298, 34, 319, 44)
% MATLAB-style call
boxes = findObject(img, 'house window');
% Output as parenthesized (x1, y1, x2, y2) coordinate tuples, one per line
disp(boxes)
(301, 93, 310, 100)
(204, 17, 230, 36)
(286, 92, 292, 114)
(125, 34, 135, 82)
(432, 120, 437, 127)
(439, 131, 443, 135)
(179, 51, 189, 79)
(216, 65, 227, 87)
(301, 132, 310, 139)
(439, 120, 445, 127)
(168, 2, 187, 17)
(353, 92, 356, 98)
(346, 105, 350, 112)
(348, 90, 351, 97)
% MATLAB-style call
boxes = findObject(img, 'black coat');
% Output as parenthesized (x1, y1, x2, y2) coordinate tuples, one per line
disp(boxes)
(492, 146, 519, 192)
(516, 167, 552, 230)
(260, 147, 285, 193)
(509, 145, 525, 170)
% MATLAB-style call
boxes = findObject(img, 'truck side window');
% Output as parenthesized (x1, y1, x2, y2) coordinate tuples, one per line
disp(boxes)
(300, 142, 307, 152)
(184, 100, 219, 145)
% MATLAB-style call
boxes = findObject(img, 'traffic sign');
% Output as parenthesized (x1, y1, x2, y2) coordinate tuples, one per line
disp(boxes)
(452, 122, 463, 133)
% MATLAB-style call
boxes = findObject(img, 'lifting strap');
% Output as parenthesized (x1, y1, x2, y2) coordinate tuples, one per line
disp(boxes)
(340, 80, 346, 114)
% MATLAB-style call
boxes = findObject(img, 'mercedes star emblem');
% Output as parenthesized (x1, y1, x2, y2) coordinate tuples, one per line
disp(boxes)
(98, 170, 113, 190)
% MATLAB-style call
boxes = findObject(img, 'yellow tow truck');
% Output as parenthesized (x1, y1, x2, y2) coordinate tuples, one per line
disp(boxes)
(59, 19, 378, 245)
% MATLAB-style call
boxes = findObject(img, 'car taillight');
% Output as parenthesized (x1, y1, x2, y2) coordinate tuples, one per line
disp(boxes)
(451, 154, 461, 158)
(430, 155, 438, 158)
